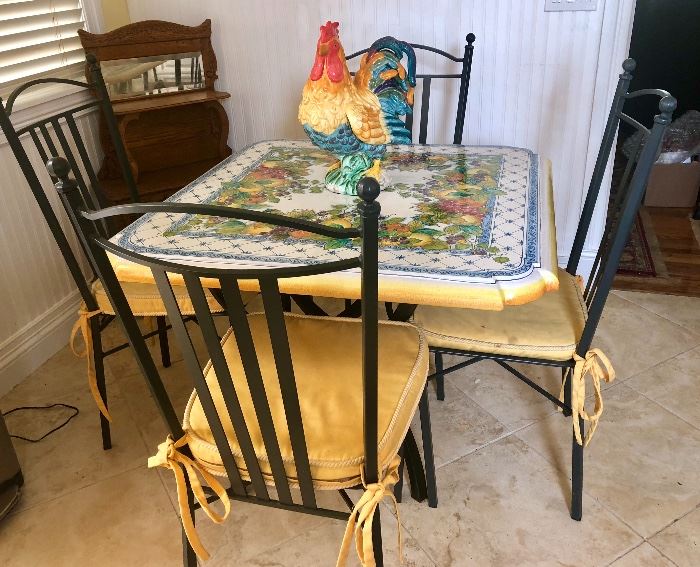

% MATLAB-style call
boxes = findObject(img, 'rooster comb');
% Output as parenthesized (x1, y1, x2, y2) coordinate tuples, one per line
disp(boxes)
(319, 21, 339, 42)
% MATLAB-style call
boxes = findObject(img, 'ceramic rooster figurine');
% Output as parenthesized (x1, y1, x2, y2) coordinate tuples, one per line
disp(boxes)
(299, 21, 416, 194)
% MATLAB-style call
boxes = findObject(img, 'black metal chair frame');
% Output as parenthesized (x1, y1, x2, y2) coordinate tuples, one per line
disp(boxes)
(347, 33, 476, 145)
(53, 167, 428, 566)
(0, 54, 172, 451)
(429, 59, 676, 520)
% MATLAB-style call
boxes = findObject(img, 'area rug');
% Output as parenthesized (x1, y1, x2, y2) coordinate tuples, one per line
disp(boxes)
(617, 209, 668, 277)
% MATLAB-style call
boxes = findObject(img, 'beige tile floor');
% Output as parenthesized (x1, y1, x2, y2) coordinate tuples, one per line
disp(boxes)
(0, 290, 699, 566)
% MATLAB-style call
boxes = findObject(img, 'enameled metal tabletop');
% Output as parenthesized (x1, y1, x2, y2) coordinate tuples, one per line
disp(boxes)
(110, 140, 559, 310)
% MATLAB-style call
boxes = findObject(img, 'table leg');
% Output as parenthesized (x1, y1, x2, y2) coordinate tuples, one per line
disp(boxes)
(386, 302, 418, 321)
(401, 429, 427, 503)
(337, 299, 363, 318)
(384, 302, 429, 503)
(290, 295, 328, 316)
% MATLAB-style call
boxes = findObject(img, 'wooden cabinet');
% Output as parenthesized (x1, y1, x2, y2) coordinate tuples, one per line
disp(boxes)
(78, 19, 232, 204)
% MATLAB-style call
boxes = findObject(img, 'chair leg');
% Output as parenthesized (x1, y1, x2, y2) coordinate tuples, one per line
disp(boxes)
(183, 480, 197, 566)
(402, 430, 428, 503)
(156, 316, 171, 368)
(419, 386, 438, 508)
(562, 367, 572, 417)
(91, 317, 111, 451)
(372, 505, 384, 567)
(435, 351, 445, 401)
(571, 415, 584, 521)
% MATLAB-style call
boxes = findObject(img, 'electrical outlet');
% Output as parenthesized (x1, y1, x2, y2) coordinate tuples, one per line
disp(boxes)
(545, 0, 597, 11)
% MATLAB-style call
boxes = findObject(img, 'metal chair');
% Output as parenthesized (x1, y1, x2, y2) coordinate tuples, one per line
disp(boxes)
(53, 163, 431, 566)
(412, 59, 676, 520)
(0, 55, 223, 451)
(347, 33, 476, 144)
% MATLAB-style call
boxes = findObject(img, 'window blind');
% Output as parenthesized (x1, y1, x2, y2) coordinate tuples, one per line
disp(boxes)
(0, 0, 85, 89)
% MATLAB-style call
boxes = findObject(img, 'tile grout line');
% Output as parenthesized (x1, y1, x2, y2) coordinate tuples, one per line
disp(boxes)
(1, 372, 158, 518)
(647, 540, 682, 566)
(625, 380, 700, 433)
(603, 540, 680, 567)
(444, 366, 563, 422)
(432, 366, 566, 470)
(647, 540, 681, 567)
(595, 337, 700, 391)
(613, 291, 700, 340)
(376, 498, 439, 567)
(621, 342, 700, 432)
(104, 359, 183, 519)
(6, 461, 147, 518)
(512, 408, 698, 551)
(643, 500, 700, 543)
(603, 541, 653, 567)
(434, 415, 558, 471)
(511, 421, 649, 542)
(621, 340, 700, 381)
(505, 402, 646, 534)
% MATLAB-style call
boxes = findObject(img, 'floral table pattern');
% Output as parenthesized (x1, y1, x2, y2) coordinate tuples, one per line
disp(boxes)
(117, 140, 545, 282)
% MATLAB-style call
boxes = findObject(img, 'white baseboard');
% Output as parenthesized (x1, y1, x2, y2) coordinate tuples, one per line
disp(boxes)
(0, 290, 81, 397)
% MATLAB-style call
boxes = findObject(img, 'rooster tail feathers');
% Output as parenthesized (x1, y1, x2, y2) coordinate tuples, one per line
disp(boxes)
(360, 36, 416, 144)
(366, 36, 417, 87)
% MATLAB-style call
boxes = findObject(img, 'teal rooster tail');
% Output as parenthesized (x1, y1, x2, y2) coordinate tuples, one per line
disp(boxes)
(367, 36, 417, 86)
(364, 36, 416, 144)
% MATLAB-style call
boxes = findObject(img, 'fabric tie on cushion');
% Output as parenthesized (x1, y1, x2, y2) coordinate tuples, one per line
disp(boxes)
(148, 435, 231, 561)
(70, 305, 111, 422)
(336, 455, 403, 567)
(560, 349, 616, 447)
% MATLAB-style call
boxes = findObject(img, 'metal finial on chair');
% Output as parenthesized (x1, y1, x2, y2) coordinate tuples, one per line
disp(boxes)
(46, 157, 74, 189)
(47, 157, 83, 211)
(658, 95, 677, 115)
(466, 33, 476, 45)
(356, 177, 381, 203)
(621, 58, 636, 79)
(657, 95, 677, 124)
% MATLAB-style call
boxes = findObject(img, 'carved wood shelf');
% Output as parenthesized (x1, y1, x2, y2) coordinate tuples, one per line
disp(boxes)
(78, 19, 232, 204)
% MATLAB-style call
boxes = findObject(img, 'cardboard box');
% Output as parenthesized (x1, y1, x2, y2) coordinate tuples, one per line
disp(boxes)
(644, 161, 700, 207)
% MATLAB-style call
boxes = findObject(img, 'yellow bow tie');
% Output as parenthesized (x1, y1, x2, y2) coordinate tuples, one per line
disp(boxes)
(561, 348, 616, 447)
(70, 305, 111, 422)
(148, 435, 231, 560)
(336, 455, 403, 567)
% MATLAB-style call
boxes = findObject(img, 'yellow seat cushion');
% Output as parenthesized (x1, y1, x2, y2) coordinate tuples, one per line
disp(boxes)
(183, 313, 428, 488)
(92, 280, 225, 317)
(413, 269, 587, 361)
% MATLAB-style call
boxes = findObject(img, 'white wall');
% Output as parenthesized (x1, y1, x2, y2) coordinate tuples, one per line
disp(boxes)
(128, 0, 635, 270)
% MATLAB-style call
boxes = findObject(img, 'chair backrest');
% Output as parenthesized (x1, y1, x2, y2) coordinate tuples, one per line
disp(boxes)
(0, 54, 138, 310)
(566, 58, 676, 355)
(346, 34, 476, 145)
(52, 156, 385, 503)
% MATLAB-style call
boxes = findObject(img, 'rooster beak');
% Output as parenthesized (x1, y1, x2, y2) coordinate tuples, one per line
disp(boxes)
(318, 43, 329, 56)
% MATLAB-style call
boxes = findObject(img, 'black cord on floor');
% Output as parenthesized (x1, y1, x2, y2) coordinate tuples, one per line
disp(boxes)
(2, 404, 79, 443)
